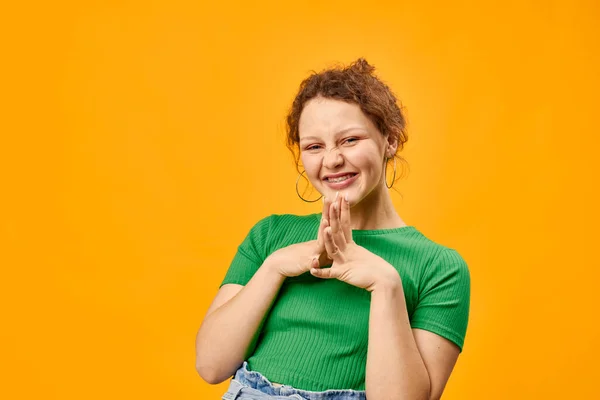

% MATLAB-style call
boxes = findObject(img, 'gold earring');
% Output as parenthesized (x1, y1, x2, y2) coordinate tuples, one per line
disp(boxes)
(296, 170, 323, 202)
(384, 157, 397, 189)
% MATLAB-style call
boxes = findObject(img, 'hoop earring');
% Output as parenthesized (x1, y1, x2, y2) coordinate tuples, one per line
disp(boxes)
(385, 157, 397, 189)
(296, 170, 323, 203)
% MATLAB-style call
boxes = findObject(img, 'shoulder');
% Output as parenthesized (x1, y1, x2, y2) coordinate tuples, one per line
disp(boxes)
(401, 229, 470, 285)
(420, 244, 470, 294)
(245, 213, 320, 254)
(267, 213, 321, 242)
(408, 229, 468, 266)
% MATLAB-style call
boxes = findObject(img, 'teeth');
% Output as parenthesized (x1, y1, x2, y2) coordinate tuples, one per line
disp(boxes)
(328, 174, 354, 183)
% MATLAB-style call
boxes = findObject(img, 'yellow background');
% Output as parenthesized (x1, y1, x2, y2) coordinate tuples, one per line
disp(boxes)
(2, 1, 599, 398)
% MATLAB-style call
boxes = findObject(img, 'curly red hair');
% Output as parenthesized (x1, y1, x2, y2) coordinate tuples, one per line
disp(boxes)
(285, 58, 408, 177)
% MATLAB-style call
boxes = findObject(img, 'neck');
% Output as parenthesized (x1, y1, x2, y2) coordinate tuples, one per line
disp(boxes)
(348, 183, 406, 230)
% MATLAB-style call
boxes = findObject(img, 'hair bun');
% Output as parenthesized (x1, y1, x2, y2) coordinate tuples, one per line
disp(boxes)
(349, 58, 375, 74)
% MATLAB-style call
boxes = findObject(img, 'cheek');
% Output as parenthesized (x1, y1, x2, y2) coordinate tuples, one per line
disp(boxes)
(347, 149, 380, 172)
(301, 154, 321, 179)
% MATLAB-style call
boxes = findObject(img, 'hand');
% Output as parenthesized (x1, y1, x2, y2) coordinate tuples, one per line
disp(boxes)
(265, 212, 331, 278)
(310, 192, 401, 292)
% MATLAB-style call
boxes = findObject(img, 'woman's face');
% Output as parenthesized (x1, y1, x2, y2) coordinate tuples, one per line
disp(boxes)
(298, 97, 396, 205)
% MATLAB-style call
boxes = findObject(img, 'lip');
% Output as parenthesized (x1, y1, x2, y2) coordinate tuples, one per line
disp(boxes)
(323, 173, 359, 190)
(322, 172, 358, 180)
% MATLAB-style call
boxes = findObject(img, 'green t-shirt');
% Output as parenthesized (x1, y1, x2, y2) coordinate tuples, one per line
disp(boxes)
(221, 213, 470, 391)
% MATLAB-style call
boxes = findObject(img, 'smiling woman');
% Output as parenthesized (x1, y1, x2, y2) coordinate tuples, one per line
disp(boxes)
(195, 59, 470, 400)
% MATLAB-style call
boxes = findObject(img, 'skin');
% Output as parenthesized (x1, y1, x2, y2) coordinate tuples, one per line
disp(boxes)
(195, 97, 461, 399)
(298, 96, 405, 230)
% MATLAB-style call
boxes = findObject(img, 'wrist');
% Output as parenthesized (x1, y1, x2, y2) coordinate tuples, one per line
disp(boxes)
(369, 268, 403, 293)
(262, 254, 288, 280)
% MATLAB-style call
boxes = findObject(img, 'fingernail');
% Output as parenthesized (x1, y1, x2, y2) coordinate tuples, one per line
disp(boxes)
(334, 191, 339, 201)
(344, 193, 349, 202)
(322, 196, 326, 203)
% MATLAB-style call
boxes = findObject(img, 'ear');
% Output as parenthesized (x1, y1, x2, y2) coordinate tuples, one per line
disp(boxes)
(386, 133, 399, 157)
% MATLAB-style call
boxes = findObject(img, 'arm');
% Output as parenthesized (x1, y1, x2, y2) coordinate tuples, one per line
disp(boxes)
(312, 196, 465, 399)
(366, 279, 460, 400)
(195, 258, 285, 384)
(195, 214, 329, 385)
(366, 279, 430, 400)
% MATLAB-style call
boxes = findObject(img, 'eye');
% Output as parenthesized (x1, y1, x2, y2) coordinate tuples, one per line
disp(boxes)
(305, 144, 322, 151)
(306, 144, 321, 150)
(343, 137, 359, 145)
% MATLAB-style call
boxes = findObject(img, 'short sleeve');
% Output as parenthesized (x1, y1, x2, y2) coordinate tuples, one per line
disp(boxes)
(410, 248, 471, 352)
(219, 215, 273, 288)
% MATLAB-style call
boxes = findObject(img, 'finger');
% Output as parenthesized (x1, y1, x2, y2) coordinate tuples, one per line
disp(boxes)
(329, 194, 347, 250)
(308, 256, 321, 272)
(310, 265, 339, 279)
(316, 194, 332, 254)
(329, 194, 339, 234)
(322, 195, 331, 228)
(341, 192, 353, 243)
(324, 226, 344, 262)
(315, 216, 328, 252)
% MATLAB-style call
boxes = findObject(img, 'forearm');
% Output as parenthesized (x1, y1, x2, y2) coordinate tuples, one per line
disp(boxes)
(195, 258, 285, 384)
(366, 282, 431, 400)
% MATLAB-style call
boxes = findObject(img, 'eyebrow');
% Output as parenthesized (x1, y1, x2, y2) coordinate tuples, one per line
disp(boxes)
(299, 127, 367, 142)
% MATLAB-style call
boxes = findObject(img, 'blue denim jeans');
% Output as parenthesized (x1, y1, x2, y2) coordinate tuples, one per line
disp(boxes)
(221, 362, 366, 400)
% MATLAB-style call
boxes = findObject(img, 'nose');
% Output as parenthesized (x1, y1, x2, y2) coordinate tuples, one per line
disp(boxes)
(321, 146, 344, 169)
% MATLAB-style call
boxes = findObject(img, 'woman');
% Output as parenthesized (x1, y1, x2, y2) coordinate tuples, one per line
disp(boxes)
(195, 58, 470, 400)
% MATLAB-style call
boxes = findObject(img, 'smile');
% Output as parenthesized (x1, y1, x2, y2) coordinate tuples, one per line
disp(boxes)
(325, 174, 357, 183)
(323, 173, 358, 189)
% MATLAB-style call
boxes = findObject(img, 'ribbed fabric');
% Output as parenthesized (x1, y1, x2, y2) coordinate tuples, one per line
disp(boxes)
(220, 213, 470, 391)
